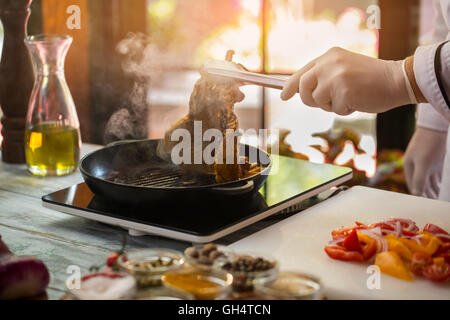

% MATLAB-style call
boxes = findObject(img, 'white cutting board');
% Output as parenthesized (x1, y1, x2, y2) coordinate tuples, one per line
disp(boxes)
(229, 186, 450, 300)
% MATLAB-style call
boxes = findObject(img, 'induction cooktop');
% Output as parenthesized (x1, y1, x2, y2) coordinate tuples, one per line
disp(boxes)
(42, 156, 352, 243)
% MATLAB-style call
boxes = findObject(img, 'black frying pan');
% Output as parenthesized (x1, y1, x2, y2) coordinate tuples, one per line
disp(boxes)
(80, 139, 272, 204)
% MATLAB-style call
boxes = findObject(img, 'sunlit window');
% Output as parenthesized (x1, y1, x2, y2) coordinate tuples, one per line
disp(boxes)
(144, 0, 264, 140)
(145, 0, 379, 177)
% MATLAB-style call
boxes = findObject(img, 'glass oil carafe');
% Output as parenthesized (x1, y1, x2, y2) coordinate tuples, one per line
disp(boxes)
(24, 34, 81, 176)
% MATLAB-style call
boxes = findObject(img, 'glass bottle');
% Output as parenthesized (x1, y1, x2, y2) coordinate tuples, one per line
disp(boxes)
(24, 34, 81, 176)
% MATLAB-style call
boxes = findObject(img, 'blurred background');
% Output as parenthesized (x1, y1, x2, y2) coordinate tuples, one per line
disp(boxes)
(0, 0, 438, 192)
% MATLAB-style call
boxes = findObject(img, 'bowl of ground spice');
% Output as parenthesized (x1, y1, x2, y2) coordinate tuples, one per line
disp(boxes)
(254, 271, 322, 300)
(162, 266, 233, 300)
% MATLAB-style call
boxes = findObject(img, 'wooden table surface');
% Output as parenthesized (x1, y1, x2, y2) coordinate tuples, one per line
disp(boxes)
(1, 143, 303, 300)
(0, 144, 195, 300)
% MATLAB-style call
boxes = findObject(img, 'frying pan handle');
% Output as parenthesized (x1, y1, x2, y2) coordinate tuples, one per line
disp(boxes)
(211, 180, 254, 195)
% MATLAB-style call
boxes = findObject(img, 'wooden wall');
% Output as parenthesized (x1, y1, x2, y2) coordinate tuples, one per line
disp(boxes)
(87, 0, 148, 144)
(35, 0, 147, 144)
(40, 0, 91, 142)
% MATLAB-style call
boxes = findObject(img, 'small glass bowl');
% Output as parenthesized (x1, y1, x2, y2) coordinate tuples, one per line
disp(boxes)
(136, 286, 195, 300)
(214, 252, 279, 292)
(184, 244, 233, 268)
(66, 271, 137, 300)
(162, 266, 233, 300)
(255, 271, 322, 300)
(118, 248, 184, 288)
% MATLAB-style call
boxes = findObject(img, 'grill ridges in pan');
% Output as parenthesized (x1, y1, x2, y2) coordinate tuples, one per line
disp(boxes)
(109, 167, 211, 188)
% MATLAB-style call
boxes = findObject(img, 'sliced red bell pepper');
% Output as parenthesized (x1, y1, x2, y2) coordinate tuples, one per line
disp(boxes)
(368, 219, 420, 235)
(343, 229, 362, 253)
(324, 246, 364, 262)
(356, 222, 369, 228)
(424, 223, 448, 235)
(371, 222, 395, 232)
(423, 224, 450, 243)
(401, 230, 419, 237)
(331, 226, 362, 240)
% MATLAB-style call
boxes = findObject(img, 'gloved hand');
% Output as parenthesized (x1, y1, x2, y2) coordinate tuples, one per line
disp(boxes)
(404, 127, 448, 198)
(281, 47, 412, 115)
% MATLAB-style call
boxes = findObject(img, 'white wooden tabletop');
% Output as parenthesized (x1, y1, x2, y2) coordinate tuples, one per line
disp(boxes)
(0, 144, 191, 300)
(0, 144, 348, 300)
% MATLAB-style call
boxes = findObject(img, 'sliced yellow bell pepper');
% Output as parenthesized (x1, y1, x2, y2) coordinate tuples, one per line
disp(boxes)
(384, 235, 413, 261)
(375, 251, 413, 282)
(357, 232, 375, 245)
(399, 232, 442, 256)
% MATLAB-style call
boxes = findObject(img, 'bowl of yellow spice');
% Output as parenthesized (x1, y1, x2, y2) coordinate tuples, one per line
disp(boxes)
(162, 266, 233, 300)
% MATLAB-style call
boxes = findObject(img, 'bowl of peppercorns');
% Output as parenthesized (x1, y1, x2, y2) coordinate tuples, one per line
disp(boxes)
(184, 244, 233, 268)
(214, 253, 279, 292)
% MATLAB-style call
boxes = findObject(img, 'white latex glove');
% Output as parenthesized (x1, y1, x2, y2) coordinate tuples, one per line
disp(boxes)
(281, 47, 412, 115)
(404, 127, 447, 198)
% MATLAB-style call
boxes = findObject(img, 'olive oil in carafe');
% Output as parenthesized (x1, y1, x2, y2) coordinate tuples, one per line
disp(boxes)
(25, 122, 81, 176)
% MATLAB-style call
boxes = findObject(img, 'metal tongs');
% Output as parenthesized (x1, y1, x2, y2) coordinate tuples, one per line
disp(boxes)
(203, 51, 289, 90)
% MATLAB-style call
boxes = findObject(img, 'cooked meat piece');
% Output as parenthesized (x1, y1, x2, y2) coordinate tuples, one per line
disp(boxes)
(162, 51, 251, 182)
(215, 155, 251, 183)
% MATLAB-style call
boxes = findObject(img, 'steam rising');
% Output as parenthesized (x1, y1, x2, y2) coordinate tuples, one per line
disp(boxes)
(105, 32, 185, 144)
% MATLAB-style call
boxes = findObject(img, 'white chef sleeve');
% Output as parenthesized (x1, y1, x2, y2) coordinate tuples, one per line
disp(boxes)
(413, 41, 450, 122)
(415, 0, 450, 132)
(417, 103, 449, 132)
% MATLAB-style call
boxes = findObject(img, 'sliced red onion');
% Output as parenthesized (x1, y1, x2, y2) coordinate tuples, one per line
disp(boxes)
(380, 238, 388, 252)
(395, 221, 401, 238)
(384, 221, 397, 229)
(358, 229, 388, 253)
(396, 233, 423, 245)
(371, 227, 382, 236)
(402, 219, 419, 232)
(434, 233, 450, 241)
(384, 218, 419, 233)
(328, 239, 344, 246)
(402, 234, 424, 240)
